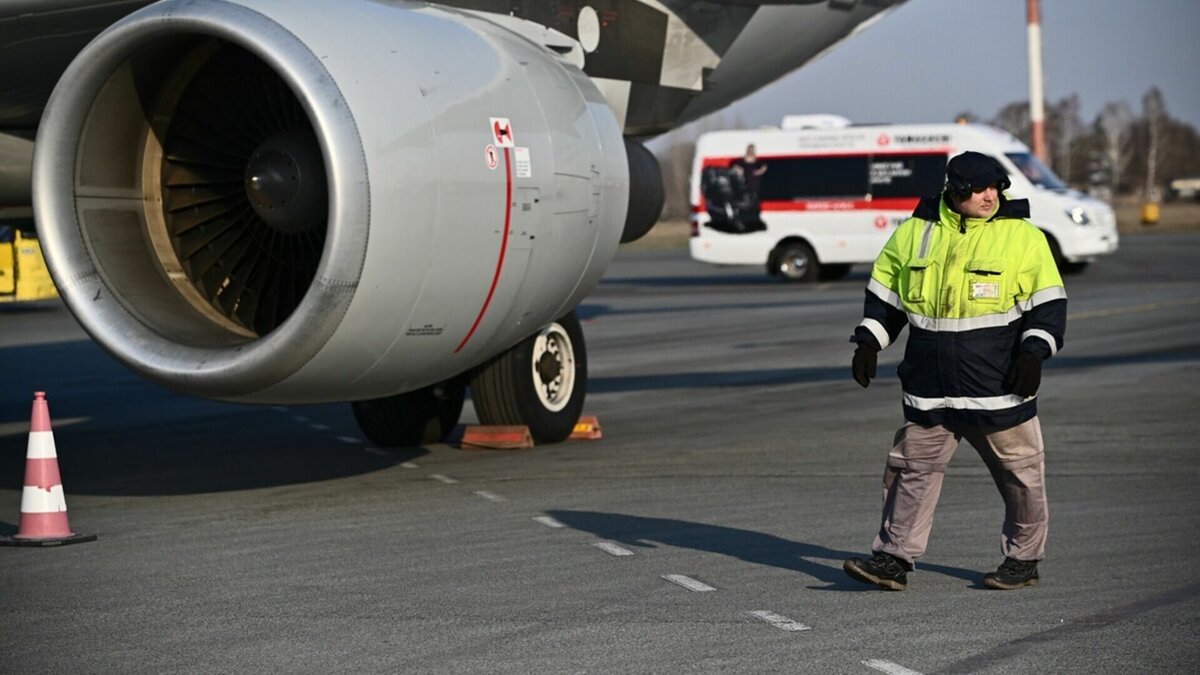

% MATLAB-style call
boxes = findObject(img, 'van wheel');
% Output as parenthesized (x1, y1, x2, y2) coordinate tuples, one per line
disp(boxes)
(469, 311, 587, 443)
(773, 242, 819, 282)
(819, 263, 851, 281)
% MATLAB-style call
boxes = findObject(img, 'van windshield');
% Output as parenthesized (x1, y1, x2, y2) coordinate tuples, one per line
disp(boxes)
(1005, 152, 1067, 191)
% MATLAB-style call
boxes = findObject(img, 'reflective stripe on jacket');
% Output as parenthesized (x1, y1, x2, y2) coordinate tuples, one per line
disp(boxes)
(853, 193, 1067, 428)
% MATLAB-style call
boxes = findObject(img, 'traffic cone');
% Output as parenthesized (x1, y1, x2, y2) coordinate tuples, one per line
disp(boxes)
(0, 392, 96, 547)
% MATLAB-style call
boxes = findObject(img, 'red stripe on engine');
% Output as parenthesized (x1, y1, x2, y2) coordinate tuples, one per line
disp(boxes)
(455, 147, 512, 354)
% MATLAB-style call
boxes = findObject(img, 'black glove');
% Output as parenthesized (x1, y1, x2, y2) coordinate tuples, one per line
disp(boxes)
(852, 343, 878, 388)
(1007, 351, 1043, 397)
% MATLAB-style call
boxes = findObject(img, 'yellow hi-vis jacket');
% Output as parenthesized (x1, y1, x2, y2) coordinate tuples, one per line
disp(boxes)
(852, 193, 1067, 428)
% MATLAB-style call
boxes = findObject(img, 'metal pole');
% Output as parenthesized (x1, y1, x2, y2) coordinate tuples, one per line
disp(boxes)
(1027, 0, 1048, 162)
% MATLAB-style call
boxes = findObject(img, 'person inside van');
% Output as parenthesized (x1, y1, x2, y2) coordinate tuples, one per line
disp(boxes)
(730, 144, 767, 204)
(843, 151, 1066, 592)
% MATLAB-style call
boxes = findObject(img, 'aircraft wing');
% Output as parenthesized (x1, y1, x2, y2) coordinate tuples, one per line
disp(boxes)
(0, 1, 155, 129)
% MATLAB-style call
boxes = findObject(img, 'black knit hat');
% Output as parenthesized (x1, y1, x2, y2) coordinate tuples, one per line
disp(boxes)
(946, 151, 1010, 197)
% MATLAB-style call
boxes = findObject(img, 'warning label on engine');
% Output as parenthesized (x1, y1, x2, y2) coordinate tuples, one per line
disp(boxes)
(514, 147, 531, 178)
(405, 324, 445, 337)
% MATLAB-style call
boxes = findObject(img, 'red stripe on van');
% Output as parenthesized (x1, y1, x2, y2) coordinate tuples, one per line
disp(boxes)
(699, 149, 950, 169)
(759, 198, 920, 212)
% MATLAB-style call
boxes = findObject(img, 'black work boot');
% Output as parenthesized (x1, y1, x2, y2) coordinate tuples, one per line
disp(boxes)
(984, 557, 1040, 590)
(844, 551, 909, 591)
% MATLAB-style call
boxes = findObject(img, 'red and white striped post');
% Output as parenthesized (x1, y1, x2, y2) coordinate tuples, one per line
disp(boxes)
(0, 392, 96, 547)
(1027, 0, 1048, 163)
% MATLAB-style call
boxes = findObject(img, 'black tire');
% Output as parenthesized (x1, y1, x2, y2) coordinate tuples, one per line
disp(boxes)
(351, 379, 465, 447)
(818, 263, 852, 281)
(1046, 234, 1065, 269)
(772, 241, 819, 282)
(469, 311, 587, 443)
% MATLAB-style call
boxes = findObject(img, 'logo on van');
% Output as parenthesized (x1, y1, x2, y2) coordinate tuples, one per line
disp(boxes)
(893, 134, 952, 145)
(876, 133, 890, 146)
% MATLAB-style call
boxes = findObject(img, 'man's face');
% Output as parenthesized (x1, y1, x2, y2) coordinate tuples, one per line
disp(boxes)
(955, 184, 999, 219)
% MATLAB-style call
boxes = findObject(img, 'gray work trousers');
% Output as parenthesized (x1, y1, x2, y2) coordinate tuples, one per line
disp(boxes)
(872, 416, 1048, 564)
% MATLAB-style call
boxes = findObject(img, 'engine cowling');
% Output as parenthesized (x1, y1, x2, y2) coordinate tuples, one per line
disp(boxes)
(33, 0, 628, 403)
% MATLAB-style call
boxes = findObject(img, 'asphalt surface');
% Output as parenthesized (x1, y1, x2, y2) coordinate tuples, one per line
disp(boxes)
(2, 233, 1198, 673)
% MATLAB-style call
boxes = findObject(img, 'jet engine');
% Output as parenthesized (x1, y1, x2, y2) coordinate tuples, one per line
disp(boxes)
(34, 0, 628, 442)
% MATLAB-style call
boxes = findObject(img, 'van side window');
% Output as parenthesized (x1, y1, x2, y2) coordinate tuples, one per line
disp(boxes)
(759, 156, 868, 201)
(869, 154, 948, 198)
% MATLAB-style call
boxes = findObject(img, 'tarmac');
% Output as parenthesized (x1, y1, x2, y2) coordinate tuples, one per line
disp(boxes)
(1, 233, 1198, 673)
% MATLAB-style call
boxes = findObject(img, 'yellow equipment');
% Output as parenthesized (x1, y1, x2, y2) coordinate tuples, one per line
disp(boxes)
(0, 225, 59, 303)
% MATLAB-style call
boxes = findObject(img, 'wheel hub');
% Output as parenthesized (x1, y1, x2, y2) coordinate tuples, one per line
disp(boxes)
(530, 321, 576, 413)
(536, 350, 561, 384)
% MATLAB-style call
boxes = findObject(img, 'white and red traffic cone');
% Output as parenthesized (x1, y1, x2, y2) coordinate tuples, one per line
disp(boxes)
(0, 392, 95, 547)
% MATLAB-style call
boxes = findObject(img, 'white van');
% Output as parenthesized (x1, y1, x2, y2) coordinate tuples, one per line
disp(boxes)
(688, 116, 1119, 281)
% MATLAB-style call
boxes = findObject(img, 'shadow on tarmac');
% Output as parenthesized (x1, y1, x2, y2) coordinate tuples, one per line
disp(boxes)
(0, 341, 430, 497)
(547, 510, 982, 590)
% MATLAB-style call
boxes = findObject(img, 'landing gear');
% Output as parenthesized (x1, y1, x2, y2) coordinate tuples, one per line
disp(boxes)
(351, 379, 466, 447)
(470, 311, 587, 443)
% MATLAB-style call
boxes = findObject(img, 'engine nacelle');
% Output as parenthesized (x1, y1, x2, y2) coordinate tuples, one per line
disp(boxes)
(34, 0, 628, 403)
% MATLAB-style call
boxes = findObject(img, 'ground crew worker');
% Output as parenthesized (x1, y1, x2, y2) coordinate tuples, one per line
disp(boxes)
(843, 151, 1066, 591)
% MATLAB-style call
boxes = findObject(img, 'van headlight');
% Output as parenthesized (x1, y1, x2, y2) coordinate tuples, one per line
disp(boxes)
(1065, 206, 1091, 225)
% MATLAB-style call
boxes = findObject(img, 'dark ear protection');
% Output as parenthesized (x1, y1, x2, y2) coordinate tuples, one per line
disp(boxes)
(945, 170, 974, 201)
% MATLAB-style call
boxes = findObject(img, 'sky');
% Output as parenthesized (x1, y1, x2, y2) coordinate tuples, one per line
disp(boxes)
(661, 0, 1200, 141)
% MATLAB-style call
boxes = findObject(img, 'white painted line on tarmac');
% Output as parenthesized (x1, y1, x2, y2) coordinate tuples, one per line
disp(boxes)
(592, 541, 634, 557)
(532, 516, 565, 529)
(310, 424, 330, 431)
(430, 474, 459, 484)
(748, 610, 811, 632)
(475, 490, 507, 503)
(337, 436, 362, 444)
(862, 659, 925, 675)
(662, 574, 715, 592)
(401, 462, 420, 469)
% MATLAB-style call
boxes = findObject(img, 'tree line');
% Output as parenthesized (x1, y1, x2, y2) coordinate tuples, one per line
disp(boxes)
(962, 86, 1200, 201)
(653, 87, 1200, 220)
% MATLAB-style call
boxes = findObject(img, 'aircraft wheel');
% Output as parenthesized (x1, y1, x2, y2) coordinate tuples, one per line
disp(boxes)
(774, 241, 819, 282)
(470, 311, 587, 443)
(351, 379, 465, 447)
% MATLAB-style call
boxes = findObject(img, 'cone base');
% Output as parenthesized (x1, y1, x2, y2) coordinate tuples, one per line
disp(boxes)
(0, 532, 97, 547)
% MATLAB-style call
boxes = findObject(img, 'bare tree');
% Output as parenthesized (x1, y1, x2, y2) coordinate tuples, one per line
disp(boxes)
(652, 111, 732, 220)
(1048, 94, 1081, 183)
(1097, 101, 1134, 195)
(1142, 87, 1165, 200)
(991, 102, 1032, 146)
(654, 129, 695, 221)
